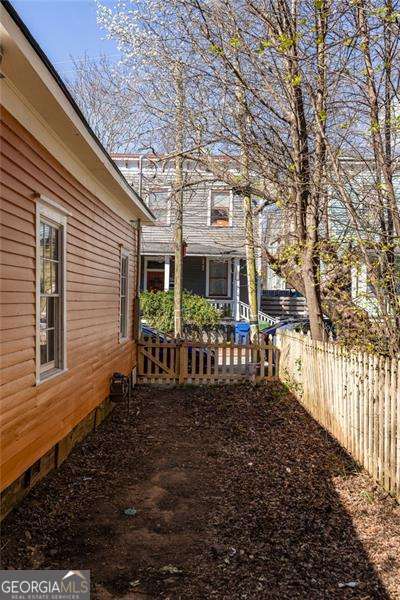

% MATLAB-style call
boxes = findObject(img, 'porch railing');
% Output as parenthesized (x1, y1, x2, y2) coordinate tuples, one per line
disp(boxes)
(207, 299, 234, 317)
(238, 301, 279, 325)
(206, 298, 279, 325)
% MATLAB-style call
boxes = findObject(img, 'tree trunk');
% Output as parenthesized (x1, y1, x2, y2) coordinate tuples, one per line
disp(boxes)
(243, 193, 259, 341)
(302, 245, 325, 342)
(235, 82, 259, 341)
(289, 69, 326, 341)
(301, 198, 326, 342)
(303, 0, 327, 343)
(173, 66, 184, 338)
(173, 189, 183, 337)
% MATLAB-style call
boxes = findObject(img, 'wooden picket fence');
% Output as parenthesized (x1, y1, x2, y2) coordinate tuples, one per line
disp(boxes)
(137, 333, 279, 385)
(276, 331, 400, 501)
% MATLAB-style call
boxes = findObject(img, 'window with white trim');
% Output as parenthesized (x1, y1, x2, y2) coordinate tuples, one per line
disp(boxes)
(148, 189, 170, 225)
(208, 259, 229, 297)
(209, 190, 231, 227)
(37, 202, 67, 381)
(120, 250, 129, 339)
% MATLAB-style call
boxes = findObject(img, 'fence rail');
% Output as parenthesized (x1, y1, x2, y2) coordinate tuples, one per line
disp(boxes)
(182, 324, 235, 343)
(138, 334, 280, 385)
(276, 331, 400, 501)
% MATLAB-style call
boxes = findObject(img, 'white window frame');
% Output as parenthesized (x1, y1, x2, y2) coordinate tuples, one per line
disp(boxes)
(208, 189, 233, 227)
(143, 256, 168, 292)
(206, 258, 232, 298)
(36, 197, 68, 385)
(147, 187, 171, 226)
(119, 248, 130, 342)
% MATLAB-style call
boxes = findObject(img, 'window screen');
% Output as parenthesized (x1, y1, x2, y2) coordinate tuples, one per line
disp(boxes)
(39, 220, 62, 374)
(210, 191, 230, 227)
(120, 253, 129, 338)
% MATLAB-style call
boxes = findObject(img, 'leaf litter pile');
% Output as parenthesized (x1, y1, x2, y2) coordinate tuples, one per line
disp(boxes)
(1, 383, 399, 599)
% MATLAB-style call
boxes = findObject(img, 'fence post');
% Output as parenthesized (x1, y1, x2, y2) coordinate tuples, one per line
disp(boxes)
(178, 341, 187, 384)
(174, 338, 181, 384)
(137, 338, 143, 379)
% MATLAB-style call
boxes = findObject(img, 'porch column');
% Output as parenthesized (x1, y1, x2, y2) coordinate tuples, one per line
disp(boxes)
(164, 255, 170, 291)
(233, 258, 240, 320)
(256, 248, 262, 312)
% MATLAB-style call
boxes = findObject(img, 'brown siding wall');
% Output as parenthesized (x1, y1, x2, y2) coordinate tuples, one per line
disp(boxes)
(0, 108, 138, 491)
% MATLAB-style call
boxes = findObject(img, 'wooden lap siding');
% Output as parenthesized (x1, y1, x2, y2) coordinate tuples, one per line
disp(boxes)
(124, 167, 247, 253)
(0, 108, 137, 491)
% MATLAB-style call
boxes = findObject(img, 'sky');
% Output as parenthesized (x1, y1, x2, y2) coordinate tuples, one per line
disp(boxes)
(10, 0, 120, 81)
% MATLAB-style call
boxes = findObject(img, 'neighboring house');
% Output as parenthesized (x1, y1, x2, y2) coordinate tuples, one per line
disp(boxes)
(112, 154, 261, 320)
(0, 2, 154, 515)
(259, 204, 308, 320)
(260, 204, 289, 292)
(259, 159, 399, 319)
(327, 159, 400, 314)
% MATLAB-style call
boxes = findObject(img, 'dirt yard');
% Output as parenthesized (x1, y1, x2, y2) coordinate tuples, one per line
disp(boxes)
(1, 384, 399, 599)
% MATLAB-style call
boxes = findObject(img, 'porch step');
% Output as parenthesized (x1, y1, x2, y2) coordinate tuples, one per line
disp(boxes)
(260, 295, 308, 320)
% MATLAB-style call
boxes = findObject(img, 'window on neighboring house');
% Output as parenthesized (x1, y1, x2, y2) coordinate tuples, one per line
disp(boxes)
(120, 251, 129, 339)
(37, 202, 67, 381)
(148, 189, 170, 225)
(208, 259, 229, 297)
(210, 190, 231, 227)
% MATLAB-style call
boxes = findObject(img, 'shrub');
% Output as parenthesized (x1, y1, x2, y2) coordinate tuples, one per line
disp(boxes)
(140, 290, 220, 333)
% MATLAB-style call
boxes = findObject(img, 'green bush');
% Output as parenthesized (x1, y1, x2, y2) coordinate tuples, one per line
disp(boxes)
(140, 290, 220, 333)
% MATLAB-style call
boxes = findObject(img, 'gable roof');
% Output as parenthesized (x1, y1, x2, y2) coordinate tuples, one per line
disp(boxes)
(0, 1, 154, 224)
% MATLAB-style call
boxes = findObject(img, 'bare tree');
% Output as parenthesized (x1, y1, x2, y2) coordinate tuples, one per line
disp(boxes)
(168, 0, 332, 340)
(311, 0, 400, 354)
(172, 0, 399, 350)
(67, 54, 145, 152)
(73, 0, 399, 352)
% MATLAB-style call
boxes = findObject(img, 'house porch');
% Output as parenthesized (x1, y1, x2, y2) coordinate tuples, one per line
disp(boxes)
(140, 254, 249, 320)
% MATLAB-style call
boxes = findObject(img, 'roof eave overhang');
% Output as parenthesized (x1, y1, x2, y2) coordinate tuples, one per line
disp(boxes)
(0, 2, 155, 225)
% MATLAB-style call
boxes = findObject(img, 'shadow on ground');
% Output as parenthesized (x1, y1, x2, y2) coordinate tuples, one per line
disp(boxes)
(1, 383, 399, 599)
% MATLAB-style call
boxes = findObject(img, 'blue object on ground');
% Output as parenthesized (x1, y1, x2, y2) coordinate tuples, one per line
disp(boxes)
(235, 322, 250, 344)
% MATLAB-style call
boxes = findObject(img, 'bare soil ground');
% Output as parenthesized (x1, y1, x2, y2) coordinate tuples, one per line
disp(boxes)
(1, 383, 399, 599)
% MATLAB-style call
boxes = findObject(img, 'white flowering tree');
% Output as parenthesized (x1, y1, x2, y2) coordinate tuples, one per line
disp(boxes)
(96, 0, 195, 336)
